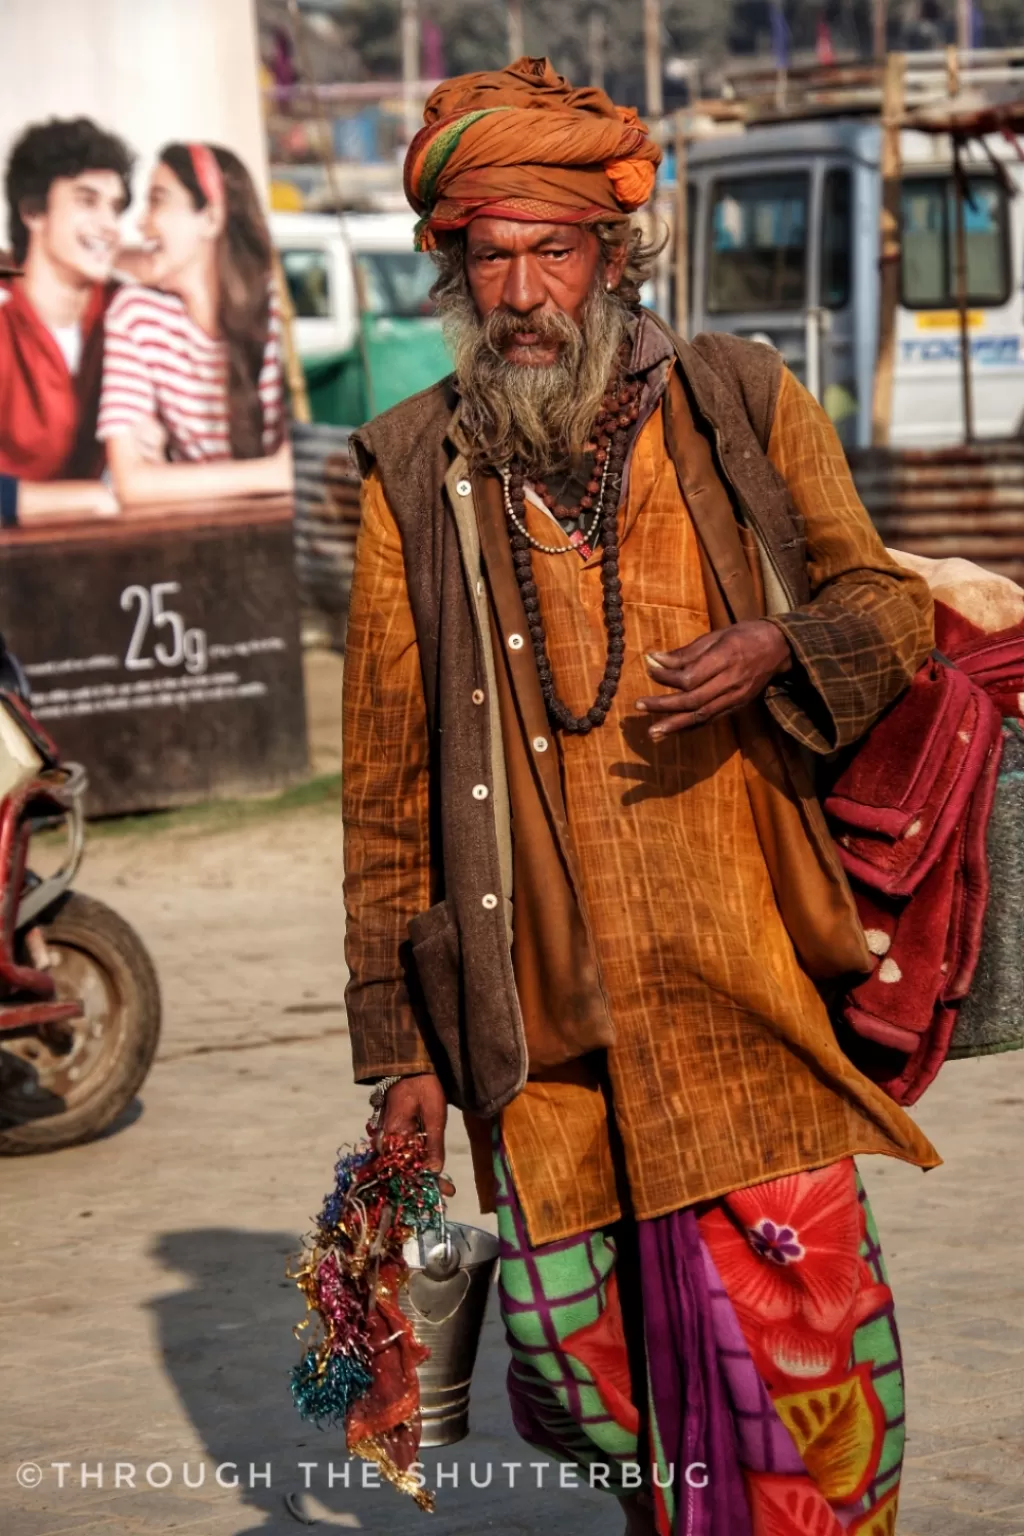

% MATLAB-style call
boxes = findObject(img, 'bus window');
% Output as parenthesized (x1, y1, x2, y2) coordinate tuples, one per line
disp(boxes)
(822, 169, 851, 309)
(354, 251, 437, 318)
(901, 176, 1009, 308)
(707, 173, 808, 314)
(280, 248, 333, 318)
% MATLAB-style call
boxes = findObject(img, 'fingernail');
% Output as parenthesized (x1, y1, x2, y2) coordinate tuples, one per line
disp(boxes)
(635, 700, 647, 712)
(645, 653, 662, 668)
(649, 727, 665, 742)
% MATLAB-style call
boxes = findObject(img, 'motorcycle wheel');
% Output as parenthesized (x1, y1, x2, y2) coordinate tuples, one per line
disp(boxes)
(0, 892, 161, 1154)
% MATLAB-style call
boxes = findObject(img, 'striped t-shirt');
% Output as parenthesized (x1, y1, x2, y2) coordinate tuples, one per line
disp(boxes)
(97, 283, 283, 460)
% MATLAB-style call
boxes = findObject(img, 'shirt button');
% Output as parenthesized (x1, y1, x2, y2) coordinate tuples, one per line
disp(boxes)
(472, 783, 489, 800)
(481, 893, 498, 910)
(456, 478, 472, 497)
(472, 689, 485, 705)
(508, 633, 524, 650)
(532, 736, 549, 753)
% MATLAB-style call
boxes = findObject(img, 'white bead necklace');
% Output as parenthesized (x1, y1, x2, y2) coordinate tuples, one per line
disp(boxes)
(499, 449, 613, 556)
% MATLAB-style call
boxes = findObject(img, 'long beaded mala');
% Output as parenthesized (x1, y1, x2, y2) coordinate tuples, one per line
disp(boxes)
(500, 360, 642, 735)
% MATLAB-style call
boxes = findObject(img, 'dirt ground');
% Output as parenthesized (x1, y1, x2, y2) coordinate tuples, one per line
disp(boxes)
(1, 650, 1022, 1535)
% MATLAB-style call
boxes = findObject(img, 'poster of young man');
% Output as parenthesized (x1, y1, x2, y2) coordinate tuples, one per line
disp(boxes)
(0, 1, 308, 814)
(0, 117, 130, 523)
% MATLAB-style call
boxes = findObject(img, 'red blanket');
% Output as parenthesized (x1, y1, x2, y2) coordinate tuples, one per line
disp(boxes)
(826, 607, 1009, 1104)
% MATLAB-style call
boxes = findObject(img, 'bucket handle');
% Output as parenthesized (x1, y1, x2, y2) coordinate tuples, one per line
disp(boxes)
(423, 1202, 460, 1280)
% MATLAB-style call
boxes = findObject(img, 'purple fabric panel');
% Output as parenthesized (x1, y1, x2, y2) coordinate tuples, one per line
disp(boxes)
(638, 1208, 754, 1536)
(699, 1243, 804, 1476)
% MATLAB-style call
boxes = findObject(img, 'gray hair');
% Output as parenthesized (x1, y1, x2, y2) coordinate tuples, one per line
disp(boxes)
(428, 220, 660, 476)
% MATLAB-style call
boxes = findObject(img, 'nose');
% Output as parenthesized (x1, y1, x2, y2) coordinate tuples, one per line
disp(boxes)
(501, 252, 547, 318)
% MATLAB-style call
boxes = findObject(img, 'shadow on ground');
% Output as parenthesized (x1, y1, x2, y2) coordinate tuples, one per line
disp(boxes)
(150, 1228, 624, 1535)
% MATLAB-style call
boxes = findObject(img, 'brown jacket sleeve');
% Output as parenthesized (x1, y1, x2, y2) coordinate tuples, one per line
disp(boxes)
(342, 469, 435, 1082)
(764, 368, 935, 754)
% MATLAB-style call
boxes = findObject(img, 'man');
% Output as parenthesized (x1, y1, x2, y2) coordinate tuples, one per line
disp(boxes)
(343, 58, 939, 1535)
(0, 117, 133, 526)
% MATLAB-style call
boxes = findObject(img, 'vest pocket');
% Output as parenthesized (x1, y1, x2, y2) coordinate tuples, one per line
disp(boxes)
(407, 899, 465, 1099)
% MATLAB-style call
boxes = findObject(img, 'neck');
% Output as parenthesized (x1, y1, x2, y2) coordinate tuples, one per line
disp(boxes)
(172, 247, 220, 337)
(21, 246, 93, 329)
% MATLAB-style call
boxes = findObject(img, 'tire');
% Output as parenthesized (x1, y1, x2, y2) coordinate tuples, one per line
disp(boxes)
(0, 892, 162, 1154)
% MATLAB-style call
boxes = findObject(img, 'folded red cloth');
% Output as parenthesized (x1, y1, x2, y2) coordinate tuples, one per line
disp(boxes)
(825, 661, 996, 897)
(826, 630, 1004, 1105)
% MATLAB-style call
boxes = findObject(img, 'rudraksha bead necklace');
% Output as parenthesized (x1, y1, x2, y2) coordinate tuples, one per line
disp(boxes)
(499, 362, 642, 735)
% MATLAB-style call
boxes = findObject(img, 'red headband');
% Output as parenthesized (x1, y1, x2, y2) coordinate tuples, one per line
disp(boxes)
(188, 143, 224, 211)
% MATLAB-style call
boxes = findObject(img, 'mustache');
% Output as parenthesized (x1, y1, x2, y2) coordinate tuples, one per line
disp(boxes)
(481, 306, 582, 353)
(434, 268, 629, 476)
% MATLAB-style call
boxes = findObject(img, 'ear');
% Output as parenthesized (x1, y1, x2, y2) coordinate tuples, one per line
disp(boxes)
(19, 197, 46, 239)
(604, 237, 630, 293)
(200, 200, 227, 242)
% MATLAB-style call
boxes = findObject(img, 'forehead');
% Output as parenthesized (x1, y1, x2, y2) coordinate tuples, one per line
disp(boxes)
(149, 162, 191, 200)
(49, 168, 126, 207)
(466, 217, 592, 253)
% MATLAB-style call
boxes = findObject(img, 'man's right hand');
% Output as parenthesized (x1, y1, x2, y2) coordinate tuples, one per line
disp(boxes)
(379, 1073, 449, 1179)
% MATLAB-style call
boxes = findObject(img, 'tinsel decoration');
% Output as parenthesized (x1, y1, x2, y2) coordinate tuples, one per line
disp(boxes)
(290, 1349, 374, 1426)
(289, 1130, 444, 1511)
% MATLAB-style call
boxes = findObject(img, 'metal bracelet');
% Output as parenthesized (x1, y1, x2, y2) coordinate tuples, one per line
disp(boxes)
(368, 1074, 404, 1130)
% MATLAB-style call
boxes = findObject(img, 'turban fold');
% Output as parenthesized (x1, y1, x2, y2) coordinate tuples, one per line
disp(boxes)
(404, 56, 662, 250)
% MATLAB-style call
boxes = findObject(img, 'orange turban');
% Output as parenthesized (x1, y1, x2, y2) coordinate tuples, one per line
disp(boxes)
(404, 56, 662, 250)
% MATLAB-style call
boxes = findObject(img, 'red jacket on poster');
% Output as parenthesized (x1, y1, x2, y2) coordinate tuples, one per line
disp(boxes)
(0, 277, 115, 481)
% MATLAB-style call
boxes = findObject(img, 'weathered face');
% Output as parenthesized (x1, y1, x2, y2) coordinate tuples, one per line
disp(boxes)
(464, 217, 627, 367)
(22, 169, 126, 285)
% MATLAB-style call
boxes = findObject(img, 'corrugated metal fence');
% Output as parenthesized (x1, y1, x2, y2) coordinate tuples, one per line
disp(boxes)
(292, 422, 361, 650)
(849, 441, 1024, 586)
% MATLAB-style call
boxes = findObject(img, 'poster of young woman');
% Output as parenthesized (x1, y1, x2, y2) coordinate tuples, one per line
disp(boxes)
(0, 0, 308, 814)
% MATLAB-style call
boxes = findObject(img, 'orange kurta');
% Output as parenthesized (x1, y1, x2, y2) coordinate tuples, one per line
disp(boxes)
(346, 370, 940, 1246)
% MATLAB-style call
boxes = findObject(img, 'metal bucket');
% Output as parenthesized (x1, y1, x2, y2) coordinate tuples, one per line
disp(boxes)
(399, 1219, 499, 1448)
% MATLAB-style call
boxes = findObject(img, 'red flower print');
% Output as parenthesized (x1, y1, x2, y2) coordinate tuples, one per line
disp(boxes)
(560, 1271, 640, 1434)
(745, 1471, 843, 1536)
(699, 1161, 891, 1391)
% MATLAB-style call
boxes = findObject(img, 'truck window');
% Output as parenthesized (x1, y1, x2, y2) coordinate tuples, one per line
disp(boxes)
(280, 248, 332, 318)
(901, 176, 1009, 309)
(707, 173, 809, 314)
(354, 252, 437, 318)
(822, 169, 851, 309)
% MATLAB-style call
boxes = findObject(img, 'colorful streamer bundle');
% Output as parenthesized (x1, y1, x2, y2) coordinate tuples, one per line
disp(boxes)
(289, 1131, 444, 1509)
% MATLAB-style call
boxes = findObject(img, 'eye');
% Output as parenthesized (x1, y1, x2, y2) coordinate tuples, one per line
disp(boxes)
(543, 248, 571, 261)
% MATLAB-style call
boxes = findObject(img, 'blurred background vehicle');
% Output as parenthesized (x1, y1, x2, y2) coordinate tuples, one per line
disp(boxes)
(272, 209, 449, 424)
(0, 647, 161, 1153)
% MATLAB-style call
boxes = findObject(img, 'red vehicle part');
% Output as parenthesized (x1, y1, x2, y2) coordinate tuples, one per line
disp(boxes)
(0, 775, 85, 1029)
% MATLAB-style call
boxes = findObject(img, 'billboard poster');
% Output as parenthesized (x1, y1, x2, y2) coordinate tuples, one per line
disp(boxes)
(0, 0, 308, 813)
(0, 127, 292, 520)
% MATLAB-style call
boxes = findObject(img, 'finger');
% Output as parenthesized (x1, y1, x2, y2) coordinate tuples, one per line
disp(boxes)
(648, 683, 750, 738)
(637, 670, 744, 716)
(646, 632, 723, 670)
(643, 644, 734, 696)
(439, 1175, 457, 1198)
(424, 1117, 447, 1174)
(381, 1098, 417, 1137)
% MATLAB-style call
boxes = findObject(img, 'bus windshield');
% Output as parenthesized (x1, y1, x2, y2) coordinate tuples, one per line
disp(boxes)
(355, 251, 437, 318)
(707, 172, 809, 314)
